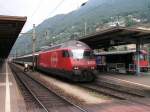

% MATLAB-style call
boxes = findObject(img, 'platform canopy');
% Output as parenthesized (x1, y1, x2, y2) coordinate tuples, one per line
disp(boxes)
(0, 15, 27, 58)
(79, 27, 150, 49)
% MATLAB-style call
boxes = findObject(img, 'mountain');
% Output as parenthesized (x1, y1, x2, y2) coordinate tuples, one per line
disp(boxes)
(11, 0, 150, 56)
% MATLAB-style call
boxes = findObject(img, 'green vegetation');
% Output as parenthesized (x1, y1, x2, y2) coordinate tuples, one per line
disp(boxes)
(11, 0, 150, 57)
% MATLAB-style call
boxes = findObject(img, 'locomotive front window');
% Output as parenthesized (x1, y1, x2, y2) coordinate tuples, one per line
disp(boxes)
(134, 54, 148, 61)
(140, 54, 144, 60)
(71, 50, 94, 59)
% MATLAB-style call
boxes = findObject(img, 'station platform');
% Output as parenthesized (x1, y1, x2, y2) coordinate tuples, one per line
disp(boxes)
(0, 61, 26, 112)
(13, 64, 150, 112)
(98, 72, 150, 97)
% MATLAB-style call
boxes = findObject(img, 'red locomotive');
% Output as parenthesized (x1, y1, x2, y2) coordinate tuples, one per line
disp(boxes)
(14, 40, 97, 82)
(95, 50, 149, 73)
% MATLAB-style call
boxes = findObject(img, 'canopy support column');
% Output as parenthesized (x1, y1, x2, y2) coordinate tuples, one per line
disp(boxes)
(136, 40, 141, 75)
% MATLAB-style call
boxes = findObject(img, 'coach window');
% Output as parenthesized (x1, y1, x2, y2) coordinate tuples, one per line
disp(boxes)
(143, 55, 148, 61)
(62, 50, 70, 57)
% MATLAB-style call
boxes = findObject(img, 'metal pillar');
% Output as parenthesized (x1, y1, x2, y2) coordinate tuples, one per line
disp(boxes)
(32, 24, 36, 71)
(148, 44, 150, 67)
(136, 41, 141, 75)
(84, 21, 87, 36)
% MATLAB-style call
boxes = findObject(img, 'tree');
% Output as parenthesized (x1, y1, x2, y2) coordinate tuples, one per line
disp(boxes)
(125, 17, 135, 27)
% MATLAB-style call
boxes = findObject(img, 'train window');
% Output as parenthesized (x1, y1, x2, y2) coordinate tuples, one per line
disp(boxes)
(140, 54, 144, 60)
(143, 55, 148, 61)
(71, 50, 94, 59)
(96, 56, 101, 65)
(84, 51, 94, 59)
(134, 54, 147, 60)
(62, 50, 70, 57)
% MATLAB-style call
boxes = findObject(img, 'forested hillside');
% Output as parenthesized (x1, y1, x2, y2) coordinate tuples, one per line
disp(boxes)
(11, 0, 150, 56)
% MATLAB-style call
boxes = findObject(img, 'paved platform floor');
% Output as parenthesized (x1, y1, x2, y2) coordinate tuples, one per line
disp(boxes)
(0, 61, 26, 112)
(98, 72, 150, 88)
(86, 101, 150, 112)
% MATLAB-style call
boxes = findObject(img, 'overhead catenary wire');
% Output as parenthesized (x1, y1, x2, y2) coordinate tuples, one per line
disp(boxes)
(29, 0, 65, 23)
(30, 0, 43, 19)
(45, 0, 65, 19)
(19, 0, 65, 54)
(26, 0, 65, 29)
(26, 0, 44, 25)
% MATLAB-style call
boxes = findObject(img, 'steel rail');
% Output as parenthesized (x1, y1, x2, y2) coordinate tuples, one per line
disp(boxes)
(11, 65, 49, 112)
(25, 71, 89, 112)
(11, 64, 89, 112)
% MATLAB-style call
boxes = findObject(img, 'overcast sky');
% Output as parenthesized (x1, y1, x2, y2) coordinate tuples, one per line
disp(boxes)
(0, 0, 88, 32)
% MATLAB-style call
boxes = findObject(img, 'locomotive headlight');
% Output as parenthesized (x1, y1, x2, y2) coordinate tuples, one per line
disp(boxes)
(73, 66, 79, 70)
(91, 66, 95, 70)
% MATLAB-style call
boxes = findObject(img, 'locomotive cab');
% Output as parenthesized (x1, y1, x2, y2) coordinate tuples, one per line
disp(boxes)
(61, 48, 97, 81)
(70, 49, 97, 81)
(133, 51, 149, 72)
(71, 49, 96, 69)
(95, 50, 149, 74)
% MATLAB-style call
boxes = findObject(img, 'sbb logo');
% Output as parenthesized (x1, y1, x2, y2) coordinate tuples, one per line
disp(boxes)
(51, 52, 58, 67)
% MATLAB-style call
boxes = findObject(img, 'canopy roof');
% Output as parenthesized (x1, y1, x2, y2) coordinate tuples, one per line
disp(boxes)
(79, 27, 150, 49)
(0, 15, 27, 58)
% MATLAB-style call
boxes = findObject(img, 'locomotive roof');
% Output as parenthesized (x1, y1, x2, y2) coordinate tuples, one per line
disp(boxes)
(15, 40, 91, 59)
(95, 50, 147, 55)
(61, 40, 91, 49)
(42, 40, 91, 51)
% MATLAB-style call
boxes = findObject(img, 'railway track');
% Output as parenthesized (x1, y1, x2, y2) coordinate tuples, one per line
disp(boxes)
(11, 65, 43, 112)
(10, 64, 89, 112)
(79, 81, 150, 106)
(96, 78, 146, 97)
